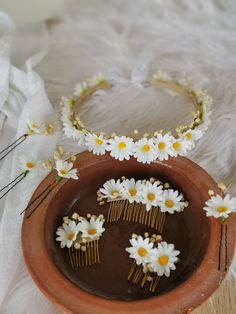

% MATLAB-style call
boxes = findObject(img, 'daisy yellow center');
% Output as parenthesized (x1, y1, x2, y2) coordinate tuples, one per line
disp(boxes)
(129, 188, 137, 197)
(185, 132, 192, 140)
(137, 247, 148, 257)
(216, 206, 228, 213)
(142, 144, 150, 152)
(158, 255, 169, 266)
(67, 233, 74, 241)
(173, 142, 181, 150)
(96, 138, 103, 145)
(165, 199, 174, 208)
(118, 142, 126, 149)
(59, 169, 68, 175)
(26, 162, 34, 168)
(88, 228, 97, 235)
(111, 189, 119, 196)
(147, 193, 155, 201)
(158, 142, 166, 150)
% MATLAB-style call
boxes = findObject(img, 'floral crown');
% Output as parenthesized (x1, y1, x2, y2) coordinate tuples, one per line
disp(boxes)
(61, 71, 212, 164)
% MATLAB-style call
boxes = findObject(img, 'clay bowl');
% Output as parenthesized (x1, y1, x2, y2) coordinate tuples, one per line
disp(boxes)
(22, 152, 235, 314)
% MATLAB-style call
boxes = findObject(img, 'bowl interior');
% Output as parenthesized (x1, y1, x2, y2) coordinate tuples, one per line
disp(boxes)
(44, 158, 210, 301)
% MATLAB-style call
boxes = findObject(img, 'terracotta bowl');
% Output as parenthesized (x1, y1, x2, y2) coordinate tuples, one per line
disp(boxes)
(22, 152, 235, 314)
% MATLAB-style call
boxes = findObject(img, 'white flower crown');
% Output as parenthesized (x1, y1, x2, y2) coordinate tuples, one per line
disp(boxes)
(61, 71, 212, 163)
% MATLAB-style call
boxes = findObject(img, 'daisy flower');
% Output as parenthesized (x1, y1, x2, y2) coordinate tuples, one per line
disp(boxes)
(78, 216, 105, 239)
(61, 111, 85, 145)
(85, 133, 108, 155)
(126, 235, 154, 266)
(99, 179, 124, 200)
(150, 242, 180, 277)
(170, 138, 192, 157)
(74, 82, 88, 96)
(88, 73, 104, 86)
(182, 128, 203, 145)
(158, 189, 187, 214)
(56, 220, 80, 248)
(26, 118, 44, 134)
(203, 194, 236, 220)
(55, 160, 79, 180)
(141, 181, 163, 211)
(107, 136, 134, 161)
(19, 156, 38, 172)
(155, 133, 173, 161)
(122, 178, 143, 203)
(133, 138, 157, 164)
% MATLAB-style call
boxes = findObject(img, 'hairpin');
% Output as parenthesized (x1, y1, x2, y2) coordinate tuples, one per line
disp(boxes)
(20, 147, 79, 218)
(56, 213, 105, 268)
(61, 71, 212, 164)
(0, 118, 54, 161)
(97, 177, 188, 232)
(126, 233, 180, 292)
(203, 184, 236, 272)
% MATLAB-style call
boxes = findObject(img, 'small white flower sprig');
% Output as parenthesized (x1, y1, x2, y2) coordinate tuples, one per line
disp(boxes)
(20, 147, 79, 219)
(98, 177, 188, 213)
(203, 185, 236, 271)
(0, 117, 54, 162)
(56, 212, 105, 267)
(126, 233, 180, 292)
(61, 71, 212, 164)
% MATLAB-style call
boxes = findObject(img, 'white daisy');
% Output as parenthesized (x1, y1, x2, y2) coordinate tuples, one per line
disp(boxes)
(170, 137, 192, 157)
(88, 73, 104, 87)
(141, 181, 163, 211)
(78, 216, 105, 239)
(126, 235, 154, 266)
(107, 136, 134, 161)
(55, 160, 79, 180)
(26, 118, 44, 134)
(19, 156, 38, 172)
(150, 242, 180, 277)
(154, 133, 173, 161)
(133, 138, 157, 164)
(158, 189, 187, 214)
(182, 128, 203, 145)
(122, 178, 143, 203)
(85, 133, 108, 155)
(61, 111, 85, 145)
(203, 194, 236, 219)
(99, 179, 124, 200)
(74, 81, 88, 96)
(56, 220, 80, 248)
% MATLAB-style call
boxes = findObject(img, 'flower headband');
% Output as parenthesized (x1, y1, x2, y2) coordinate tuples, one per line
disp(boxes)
(61, 71, 212, 163)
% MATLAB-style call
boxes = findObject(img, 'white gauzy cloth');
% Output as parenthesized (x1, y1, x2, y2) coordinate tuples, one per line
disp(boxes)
(0, 13, 60, 314)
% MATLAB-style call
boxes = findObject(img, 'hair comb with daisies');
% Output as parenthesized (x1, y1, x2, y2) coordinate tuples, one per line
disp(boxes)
(0, 118, 54, 162)
(61, 71, 212, 164)
(56, 213, 105, 268)
(97, 177, 188, 233)
(126, 233, 180, 292)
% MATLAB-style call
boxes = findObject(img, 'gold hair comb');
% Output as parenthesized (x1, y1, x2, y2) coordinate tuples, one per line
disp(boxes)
(126, 233, 180, 292)
(56, 213, 105, 268)
(97, 177, 188, 233)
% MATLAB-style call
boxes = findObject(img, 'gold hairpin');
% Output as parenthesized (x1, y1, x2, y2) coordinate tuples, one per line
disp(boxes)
(56, 213, 105, 268)
(126, 233, 180, 293)
(98, 177, 188, 233)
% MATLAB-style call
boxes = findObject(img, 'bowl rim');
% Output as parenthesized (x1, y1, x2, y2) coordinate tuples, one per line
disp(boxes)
(21, 152, 235, 314)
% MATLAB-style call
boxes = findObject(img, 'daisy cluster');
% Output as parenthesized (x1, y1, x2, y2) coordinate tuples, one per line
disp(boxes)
(56, 213, 105, 250)
(98, 177, 188, 212)
(126, 233, 180, 278)
(26, 117, 54, 136)
(19, 146, 79, 180)
(61, 72, 212, 164)
(203, 192, 236, 220)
